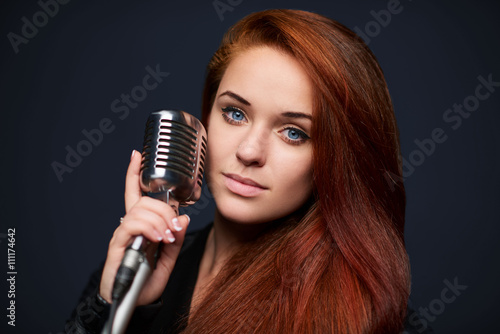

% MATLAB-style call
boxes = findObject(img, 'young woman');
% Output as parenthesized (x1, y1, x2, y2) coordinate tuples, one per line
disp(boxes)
(68, 9, 424, 334)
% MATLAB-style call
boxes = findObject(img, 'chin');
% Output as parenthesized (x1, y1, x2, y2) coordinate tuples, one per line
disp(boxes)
(215, 196, 306, 225)
(217, 202, 270, 225)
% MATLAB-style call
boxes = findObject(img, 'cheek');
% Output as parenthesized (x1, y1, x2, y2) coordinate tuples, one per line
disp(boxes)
(206, 112, 245, 166)
(273, 151, 313, 194)
(207, 126, 229, 165)
(205, 117, 237, 185)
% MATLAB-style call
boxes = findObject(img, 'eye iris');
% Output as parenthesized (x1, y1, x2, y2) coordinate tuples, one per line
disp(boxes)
(232, 111, 243, 121)
(288, 129, 300, 140)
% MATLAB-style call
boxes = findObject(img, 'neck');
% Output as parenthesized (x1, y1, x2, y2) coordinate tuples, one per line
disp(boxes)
(203, 210, 270, 276)
(191, 210, 276, 312)
(192, 205, 310, 311)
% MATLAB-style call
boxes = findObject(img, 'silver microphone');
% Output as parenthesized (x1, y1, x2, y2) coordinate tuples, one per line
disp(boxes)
(140, 109, 207, 205)
(106, 110, 207, 334)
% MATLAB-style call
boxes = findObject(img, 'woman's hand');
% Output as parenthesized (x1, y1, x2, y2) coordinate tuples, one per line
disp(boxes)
(99, 150, 190, 305)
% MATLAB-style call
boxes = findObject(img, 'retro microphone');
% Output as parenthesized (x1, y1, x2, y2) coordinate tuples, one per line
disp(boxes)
(103, 110, 207, 334)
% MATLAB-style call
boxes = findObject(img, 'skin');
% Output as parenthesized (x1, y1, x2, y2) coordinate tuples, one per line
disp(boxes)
(99, 46, 315, 308)
(194, 46, 315, 306)
(99, 150, 191, 305)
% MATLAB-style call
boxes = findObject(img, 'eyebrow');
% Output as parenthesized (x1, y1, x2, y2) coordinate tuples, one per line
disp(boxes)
(218, 90, 251, 106)
(281, 111, 312, 121)
(218, 90, 312, 120)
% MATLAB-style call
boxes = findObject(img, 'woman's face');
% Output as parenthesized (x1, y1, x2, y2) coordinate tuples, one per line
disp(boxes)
(206, 47, 314, 224)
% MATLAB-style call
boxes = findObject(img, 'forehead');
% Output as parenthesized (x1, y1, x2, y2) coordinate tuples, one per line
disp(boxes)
(218, 47, 314, 113)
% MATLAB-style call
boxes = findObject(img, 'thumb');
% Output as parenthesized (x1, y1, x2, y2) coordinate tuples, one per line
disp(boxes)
(124, 150, 142, 212)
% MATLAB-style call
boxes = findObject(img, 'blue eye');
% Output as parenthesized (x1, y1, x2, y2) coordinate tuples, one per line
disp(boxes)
(221, 106, 246, 124)
(287, 129, 300, 140)
(231, 110, 244, 121)
(281, 127, 310, 145)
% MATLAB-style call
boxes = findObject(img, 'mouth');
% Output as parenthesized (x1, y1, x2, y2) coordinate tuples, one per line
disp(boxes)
(222, 173, 268, 197)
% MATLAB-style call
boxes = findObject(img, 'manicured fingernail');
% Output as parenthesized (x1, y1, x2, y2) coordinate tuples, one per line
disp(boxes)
(172, 217, 182, 231)
(154, 231, 163, 241)
(165, 229, 176, 243)
(131, 150, 136, 160)
(184, 214, 190, 224)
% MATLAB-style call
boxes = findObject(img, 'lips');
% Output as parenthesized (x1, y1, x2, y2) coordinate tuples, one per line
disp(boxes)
(222, 173, 267, 197)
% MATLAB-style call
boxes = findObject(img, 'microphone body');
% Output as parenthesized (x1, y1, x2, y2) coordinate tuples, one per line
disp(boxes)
(105, 110, 207, 334)
(140, 109, 207, 205)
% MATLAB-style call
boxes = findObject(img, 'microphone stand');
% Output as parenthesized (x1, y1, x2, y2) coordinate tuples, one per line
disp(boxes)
(102, 191, 180, 334)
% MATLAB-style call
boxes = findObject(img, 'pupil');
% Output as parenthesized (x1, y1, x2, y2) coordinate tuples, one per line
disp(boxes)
(233, 111, 242, 120)
(289, 129, 299, 139)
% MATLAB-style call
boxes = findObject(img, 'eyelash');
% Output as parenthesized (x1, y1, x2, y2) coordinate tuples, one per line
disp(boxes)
(280, 127, 310, 145)
(221, 106, 310, 145)
(221, 106, 246, 125)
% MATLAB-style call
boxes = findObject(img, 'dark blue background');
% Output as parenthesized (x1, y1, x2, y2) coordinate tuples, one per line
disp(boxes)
(1, 0, 498, 333)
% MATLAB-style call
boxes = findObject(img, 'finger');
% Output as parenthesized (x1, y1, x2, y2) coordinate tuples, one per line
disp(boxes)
(123, 197, 176, 236)
(112, 214, 165, 245)
(127, 207, 170, 239)
(113, 210, 188, 246)
(125, 150, 142, 212)
(127, 197, 185, 236)
(163, 214, 191, 244)
(156, 214, 191, 268)
(133, 197, 176, 218)
(169, 213, 191, 239)
(133, 197, 184, 231)
(173, 214, 190, 234)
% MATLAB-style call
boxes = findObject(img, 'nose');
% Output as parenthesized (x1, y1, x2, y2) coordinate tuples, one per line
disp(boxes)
(235, 126, 268, 167)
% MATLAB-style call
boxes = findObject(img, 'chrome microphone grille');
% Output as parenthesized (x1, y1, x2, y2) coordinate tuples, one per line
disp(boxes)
(140, 110, 207, 205)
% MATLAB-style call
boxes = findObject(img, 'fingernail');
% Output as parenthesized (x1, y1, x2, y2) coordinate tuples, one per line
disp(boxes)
(165, 229, 176, 243)
(130, 150, 136, 160)
(172, 217, 182, 231)
(154, 230, 163, 242)
(184, 214, 191, 224)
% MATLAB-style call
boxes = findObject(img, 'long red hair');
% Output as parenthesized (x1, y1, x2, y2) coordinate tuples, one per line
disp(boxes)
(185, 9, 410, 333)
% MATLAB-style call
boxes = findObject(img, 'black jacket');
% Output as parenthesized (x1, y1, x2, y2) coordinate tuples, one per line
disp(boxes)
(66, 223, 432, 333)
